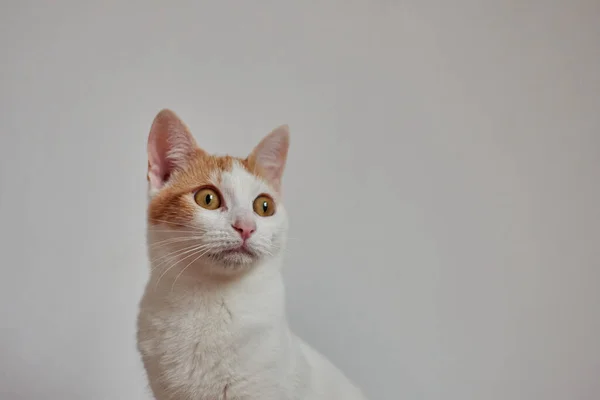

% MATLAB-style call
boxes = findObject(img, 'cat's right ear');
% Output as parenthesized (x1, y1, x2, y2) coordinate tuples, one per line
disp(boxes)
(147, 109, 199, 192)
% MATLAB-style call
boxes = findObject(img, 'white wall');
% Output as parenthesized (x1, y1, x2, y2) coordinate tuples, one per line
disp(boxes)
(1, 1, 599, 399)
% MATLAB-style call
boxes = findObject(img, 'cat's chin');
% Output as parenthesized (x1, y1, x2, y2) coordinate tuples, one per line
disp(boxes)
(205, 248, 260, 272)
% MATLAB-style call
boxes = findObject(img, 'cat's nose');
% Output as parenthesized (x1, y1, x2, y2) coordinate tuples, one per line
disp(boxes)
(232, 219, 256, 240)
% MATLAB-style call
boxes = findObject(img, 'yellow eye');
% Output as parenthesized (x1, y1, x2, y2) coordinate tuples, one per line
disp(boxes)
(194, 188, 221, 210)
(253, 195, 275, 217)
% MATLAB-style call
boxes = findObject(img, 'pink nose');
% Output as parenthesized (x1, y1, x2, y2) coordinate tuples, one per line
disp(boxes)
(232, 219, 256, 240)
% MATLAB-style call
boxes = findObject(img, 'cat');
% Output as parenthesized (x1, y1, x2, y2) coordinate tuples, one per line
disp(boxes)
(137, 109, 368, 400)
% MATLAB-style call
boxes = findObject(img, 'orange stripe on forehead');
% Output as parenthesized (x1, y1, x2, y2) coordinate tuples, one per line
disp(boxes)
(169, 152, 236, 188)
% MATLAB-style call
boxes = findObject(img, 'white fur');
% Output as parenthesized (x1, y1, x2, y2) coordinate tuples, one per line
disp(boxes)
(137, 162, 367, 400)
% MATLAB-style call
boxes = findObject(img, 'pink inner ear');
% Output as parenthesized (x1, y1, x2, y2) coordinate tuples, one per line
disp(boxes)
(148, 132, 170, 187)
(249, 125, 290, 190)
(148, 162, 171, 190)
(147, 109, 198, 190)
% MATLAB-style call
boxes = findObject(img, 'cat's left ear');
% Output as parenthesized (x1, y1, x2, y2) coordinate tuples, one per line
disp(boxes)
(248, 125, 290, 192)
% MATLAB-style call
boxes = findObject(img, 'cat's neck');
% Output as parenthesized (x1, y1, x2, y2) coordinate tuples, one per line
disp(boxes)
(144, 256, 289, 333)
(147, 253, 285, 300)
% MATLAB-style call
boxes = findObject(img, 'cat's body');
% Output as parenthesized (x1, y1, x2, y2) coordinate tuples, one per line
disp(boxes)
(137, 254, 363, 400)
(137, 110, 367, 400)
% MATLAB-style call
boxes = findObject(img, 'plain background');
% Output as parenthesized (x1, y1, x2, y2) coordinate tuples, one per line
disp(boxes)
(1, 1, 599, 399)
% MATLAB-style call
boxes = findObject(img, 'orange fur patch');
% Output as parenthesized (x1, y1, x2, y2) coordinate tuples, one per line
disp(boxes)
(148, 150, 269, 227)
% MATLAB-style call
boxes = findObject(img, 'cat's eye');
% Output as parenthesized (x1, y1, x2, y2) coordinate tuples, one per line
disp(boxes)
(253, 195, 275, 217)
(194, 188, 221, 210)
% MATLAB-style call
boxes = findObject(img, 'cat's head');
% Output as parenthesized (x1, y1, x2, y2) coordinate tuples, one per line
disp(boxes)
(146, 109, 289, 275)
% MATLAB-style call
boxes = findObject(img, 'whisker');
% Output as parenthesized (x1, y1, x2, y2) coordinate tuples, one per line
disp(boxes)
(151, 247, 212, 272)
(154, 246, 211, 289)
(147, 229, 206, 235)
(170, 246, 215, 291)
(150, 236, 204, 249)
(150, 243, 211, 272)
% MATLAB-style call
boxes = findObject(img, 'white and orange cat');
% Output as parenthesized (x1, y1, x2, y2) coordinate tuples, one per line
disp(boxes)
(137, 110, 367, 400)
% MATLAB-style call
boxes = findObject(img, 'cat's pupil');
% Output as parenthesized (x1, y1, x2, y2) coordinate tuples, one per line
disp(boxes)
(262, 201, 268, 212)
(205, 194, 213, 204)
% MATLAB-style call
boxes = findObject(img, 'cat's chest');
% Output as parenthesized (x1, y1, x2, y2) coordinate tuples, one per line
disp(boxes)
(138, 292, 288, 399)
(139, 293, 240, 365)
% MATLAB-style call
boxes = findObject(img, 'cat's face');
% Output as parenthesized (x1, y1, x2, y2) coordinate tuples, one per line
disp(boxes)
(146, 109, 289, 274)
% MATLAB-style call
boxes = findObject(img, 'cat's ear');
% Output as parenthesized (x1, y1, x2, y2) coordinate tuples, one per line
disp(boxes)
(248, 125, 290, 191)
(147, 109, 199, 191)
